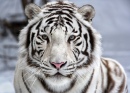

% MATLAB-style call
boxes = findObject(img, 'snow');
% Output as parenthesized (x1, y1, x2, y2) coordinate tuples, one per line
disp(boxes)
(0, 70, 15, 93)
(0, 0, 130, 93)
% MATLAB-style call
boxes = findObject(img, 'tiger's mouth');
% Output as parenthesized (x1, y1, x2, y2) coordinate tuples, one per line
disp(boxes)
(53, 72, 64, 77)
(44, 71, 73, 78)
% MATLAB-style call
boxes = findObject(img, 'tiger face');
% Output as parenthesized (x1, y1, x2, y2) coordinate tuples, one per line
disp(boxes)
(21, 1, 99, 92)
(28, 17, 90, 76)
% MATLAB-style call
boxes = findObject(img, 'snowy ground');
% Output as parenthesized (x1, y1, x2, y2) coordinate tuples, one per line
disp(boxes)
(0, 70, 15, 93)
(0, 0, 130, 93)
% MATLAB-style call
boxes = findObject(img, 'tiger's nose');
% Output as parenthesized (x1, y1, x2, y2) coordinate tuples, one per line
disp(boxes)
(51, 62, 66, 69)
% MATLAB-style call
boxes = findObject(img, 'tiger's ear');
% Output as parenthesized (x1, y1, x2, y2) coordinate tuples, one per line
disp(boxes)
(78, 4, 95, 23)
(25, 4, 41, 19)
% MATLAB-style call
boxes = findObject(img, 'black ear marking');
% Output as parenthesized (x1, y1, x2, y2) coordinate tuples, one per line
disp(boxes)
(25, 3, 41, 19)
(78, 4, 95, 23)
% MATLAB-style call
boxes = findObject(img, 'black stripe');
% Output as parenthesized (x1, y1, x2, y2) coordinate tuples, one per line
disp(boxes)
(37, 35, 43, 41)
(75, 41, 82, 46)
(82, 69, 94, 93)
(72, 29, 78, 33)
(43, 35, 50, 44)
(66, 21, 73, 28)
(74, 37, 80, 43)
(75, 48, 80, 56)
(50, 26, 54, 34)
(22, 71, 31, 93)
(94, 81, 98, 93)
(103, 60, 115, 92)
(77, 21, 82, 37)
(46, 17, 55, 22)
(40, 51, 44, 57)
(36, 20, 43, 30)
(31, 33, 35, 43)
(76, 58, 84, 65)
(118, 75, 126, 93)
(73, 49, 78, 55)
(26, 24, 36, 48)
(64, 17, 73, 23)
(48, 21, 53, 24)
(31, 33, 35, 56)
(65, 26, 68, 35)
(56, 11, 64, 14)
(41, 29, 45, 33)
(48, 9, 59, 11)
(36, 20, 43, 36)
(62, 9, 73, 13)
(81, 34, 88, 56)
(41, 66, 51, 70)
(72, 51, 78, 61)
(35, 41, 42, 45)
(42, 62, 49, 67)
(87, 27, 95, 52)
(37, 49, 43, 55)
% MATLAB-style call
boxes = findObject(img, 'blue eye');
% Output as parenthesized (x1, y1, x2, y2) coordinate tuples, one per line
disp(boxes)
(69, 35, 76, 40)
(42, 34, 48, 40)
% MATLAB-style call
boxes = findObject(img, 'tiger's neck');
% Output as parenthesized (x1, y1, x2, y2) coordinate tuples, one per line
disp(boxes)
(70, 62, 101, 93)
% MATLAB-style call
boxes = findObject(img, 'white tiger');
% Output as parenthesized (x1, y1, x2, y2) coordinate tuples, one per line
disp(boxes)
(14, 1, 128, 93)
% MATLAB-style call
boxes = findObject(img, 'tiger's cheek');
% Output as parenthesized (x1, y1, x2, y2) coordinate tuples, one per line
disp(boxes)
(33, 37, 49, 59)
(66, 43, 77, 62)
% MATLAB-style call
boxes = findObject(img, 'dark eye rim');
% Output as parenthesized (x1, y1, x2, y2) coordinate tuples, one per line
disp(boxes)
(42, 34, 48, 40)
(69, 35, 76, 41)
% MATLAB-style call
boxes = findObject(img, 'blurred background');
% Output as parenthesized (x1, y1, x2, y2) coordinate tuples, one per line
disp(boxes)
(0, 0, 130, 93)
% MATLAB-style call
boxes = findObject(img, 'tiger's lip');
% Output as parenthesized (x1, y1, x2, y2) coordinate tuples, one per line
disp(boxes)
(52, 72, 65, 78)
(54, 72, 62, 76)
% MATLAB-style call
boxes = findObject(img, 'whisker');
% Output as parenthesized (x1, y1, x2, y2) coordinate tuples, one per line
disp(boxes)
(30, 69, 42, 89)
(24, 69, 39, 82)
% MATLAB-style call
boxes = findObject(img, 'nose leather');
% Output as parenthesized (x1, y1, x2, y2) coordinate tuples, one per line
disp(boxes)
(51, 62, 65, 69)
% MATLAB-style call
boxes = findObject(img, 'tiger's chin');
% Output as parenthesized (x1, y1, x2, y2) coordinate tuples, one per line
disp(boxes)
(38, 72, 76, 93)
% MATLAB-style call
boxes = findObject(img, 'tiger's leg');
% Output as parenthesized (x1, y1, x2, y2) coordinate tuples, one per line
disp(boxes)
(101, 58, 128, 93)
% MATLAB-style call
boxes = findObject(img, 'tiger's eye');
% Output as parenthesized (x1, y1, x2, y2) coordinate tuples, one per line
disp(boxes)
(42, 34, 48, 40)
(69, 35, 76, 40)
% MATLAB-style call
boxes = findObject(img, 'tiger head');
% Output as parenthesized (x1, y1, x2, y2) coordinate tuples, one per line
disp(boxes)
(19, 1, 101, 92)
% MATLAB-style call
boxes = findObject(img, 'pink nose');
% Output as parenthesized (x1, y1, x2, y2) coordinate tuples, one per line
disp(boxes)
(51, 62, 65, 69)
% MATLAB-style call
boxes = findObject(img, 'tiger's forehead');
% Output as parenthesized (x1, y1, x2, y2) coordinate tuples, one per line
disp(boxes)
(42, 1, 77, 10)
(41, 1, 77, 15)
(41, 19, 74, 35)
(29, 1, 85, 36)
(39, 1, 80, 35)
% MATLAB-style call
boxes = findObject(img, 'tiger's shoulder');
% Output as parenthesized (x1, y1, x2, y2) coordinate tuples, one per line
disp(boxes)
(101, 57, 126, 77)
(101, 57, 128, 93)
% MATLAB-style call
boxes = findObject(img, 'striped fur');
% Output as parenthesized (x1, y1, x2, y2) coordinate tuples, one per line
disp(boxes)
(14, 1, 128, 93)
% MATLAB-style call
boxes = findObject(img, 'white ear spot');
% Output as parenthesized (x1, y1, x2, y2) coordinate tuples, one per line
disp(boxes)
(25, 3, 41, 19)
(78, 4, 95, 22)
